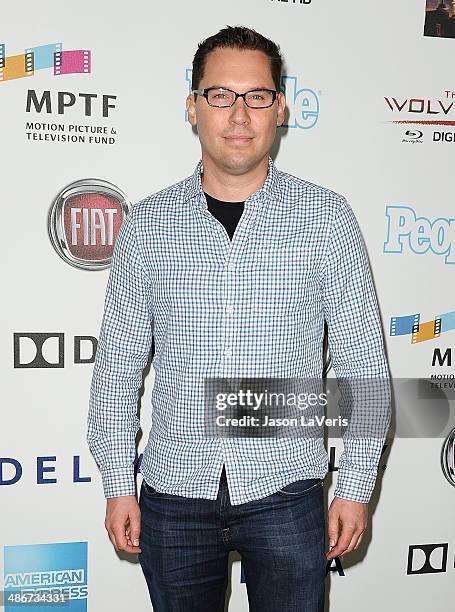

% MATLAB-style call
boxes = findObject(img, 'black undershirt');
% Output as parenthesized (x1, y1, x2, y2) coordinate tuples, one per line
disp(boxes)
(204, 191, 245, 241)
(204, 191, 245, 483)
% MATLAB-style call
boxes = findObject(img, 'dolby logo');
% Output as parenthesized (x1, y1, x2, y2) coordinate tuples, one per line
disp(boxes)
(13, 333, 97, 368)
(48, 178, 129, 270)
(407, 543, 449, 575)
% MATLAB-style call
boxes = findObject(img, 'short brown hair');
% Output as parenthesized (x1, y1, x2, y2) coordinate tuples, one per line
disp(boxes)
(191, 25, 283, 92)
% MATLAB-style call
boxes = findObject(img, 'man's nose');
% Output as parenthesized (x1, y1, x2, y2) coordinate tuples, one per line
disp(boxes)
(229, 96, 250, 124)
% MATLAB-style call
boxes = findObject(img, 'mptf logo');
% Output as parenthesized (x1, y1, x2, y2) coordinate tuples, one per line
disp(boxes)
(384, 205, 455, 265)
(0, 42, 91, 83)
(3, 541, 88, 611)
(184, 69, 320, 129)
(48, 179, 129, 270)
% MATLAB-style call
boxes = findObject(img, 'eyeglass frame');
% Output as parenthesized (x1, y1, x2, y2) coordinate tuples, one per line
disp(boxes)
(192, 87, 278, 109)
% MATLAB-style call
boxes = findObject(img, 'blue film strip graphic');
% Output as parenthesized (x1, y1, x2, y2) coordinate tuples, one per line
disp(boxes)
(390, 309, 455, 342)
(390, 313, 420, 336)
(25, 42, 62, 70)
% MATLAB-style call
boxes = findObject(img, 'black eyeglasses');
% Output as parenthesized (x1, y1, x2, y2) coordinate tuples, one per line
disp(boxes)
(192, 87, 278, 109)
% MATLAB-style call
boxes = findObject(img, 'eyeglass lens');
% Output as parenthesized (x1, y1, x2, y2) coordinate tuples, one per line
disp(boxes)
(207, 88, 274, 108)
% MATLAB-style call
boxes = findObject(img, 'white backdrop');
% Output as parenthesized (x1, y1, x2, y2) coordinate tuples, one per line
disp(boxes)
(1, 1, 454, 610)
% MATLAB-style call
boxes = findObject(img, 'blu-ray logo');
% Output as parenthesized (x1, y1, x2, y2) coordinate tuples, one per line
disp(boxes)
(402, 129, 423, 143)
(384, 206, 455, 264)
(405, 130, 423, 139)
(184, 69, 319, 129)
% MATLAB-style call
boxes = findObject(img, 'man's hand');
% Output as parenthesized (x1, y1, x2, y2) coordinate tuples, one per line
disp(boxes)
(326, 496, 367, 560)
(105, 495, 142, 554)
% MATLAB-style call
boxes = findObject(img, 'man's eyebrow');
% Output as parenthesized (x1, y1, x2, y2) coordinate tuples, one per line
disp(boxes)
(204, 84, 273, 90)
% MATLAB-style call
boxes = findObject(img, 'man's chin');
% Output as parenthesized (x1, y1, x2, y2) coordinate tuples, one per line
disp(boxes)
(218, 152, 263, 175)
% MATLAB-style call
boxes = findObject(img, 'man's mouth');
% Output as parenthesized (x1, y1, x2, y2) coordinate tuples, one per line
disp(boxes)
(224, 135, 253, 144)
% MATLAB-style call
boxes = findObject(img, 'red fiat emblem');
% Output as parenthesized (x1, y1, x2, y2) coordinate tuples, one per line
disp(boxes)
(48, 179, 129, 270)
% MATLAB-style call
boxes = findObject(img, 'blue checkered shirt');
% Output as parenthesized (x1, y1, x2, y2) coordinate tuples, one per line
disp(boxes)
(87, 156, 391, 505)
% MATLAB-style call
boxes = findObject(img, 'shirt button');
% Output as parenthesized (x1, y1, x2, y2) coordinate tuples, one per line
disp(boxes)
(226, 305, 234, 314)
(227, 262, 235, 271)
(223, 348, 233, 357)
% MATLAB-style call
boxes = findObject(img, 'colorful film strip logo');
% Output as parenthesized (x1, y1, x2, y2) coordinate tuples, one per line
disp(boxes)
(0, 42, 91, 82)
(390, 310, 455, 343)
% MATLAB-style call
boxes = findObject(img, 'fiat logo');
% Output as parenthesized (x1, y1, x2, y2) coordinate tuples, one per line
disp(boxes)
(48, 178, 129, 270)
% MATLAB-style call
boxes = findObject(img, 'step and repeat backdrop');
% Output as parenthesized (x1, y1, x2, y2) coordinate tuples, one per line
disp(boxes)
(1, 1, 454, 610)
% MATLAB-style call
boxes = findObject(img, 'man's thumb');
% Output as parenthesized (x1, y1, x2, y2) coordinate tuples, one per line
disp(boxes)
(327, 515, 339, 548)
(130, 513, 141, 547)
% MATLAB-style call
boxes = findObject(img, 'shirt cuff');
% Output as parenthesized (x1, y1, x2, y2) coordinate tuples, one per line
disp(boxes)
(333, 467, 377, 504)
(101, 466, 137, 498)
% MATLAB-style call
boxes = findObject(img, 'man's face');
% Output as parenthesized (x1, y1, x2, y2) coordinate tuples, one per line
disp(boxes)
(186, 47, 286, 176)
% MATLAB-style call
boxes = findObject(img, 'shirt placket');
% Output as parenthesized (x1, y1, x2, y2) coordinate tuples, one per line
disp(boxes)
(200, 192, 262, 374)
(198, 192, 263, 490)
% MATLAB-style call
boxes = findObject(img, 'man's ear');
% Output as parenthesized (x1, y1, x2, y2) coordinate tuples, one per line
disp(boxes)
(276, 91, 286, 127)
(186, 93, 197, 127)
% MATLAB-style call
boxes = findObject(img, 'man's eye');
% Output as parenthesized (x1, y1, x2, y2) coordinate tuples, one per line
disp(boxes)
(213, 93, 227, 98)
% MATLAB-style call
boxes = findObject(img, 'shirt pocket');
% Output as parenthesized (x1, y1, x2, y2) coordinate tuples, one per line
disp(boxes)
(250, 244, 320, 317)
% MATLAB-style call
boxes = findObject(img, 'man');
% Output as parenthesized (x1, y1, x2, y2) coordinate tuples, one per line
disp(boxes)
(87, 25, 390, 612)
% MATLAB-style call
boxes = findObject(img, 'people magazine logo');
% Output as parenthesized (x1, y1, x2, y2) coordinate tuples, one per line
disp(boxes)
(1, 41, 119, 145)
(2, 542, 88, 611)
(48, 179, 129, 270)
(384, 206, 455, 265)
(185, 69, 320, 130)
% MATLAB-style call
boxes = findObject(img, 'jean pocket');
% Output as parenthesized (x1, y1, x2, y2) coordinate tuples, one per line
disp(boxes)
(276, 478, 323, 497)
(141, 479, 160, 497)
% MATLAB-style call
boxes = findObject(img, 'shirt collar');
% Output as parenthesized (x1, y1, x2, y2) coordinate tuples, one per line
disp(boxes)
(185, 155, 279, 208)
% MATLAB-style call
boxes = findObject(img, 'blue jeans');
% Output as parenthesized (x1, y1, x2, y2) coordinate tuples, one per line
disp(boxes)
(138, 471, 326, 611)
